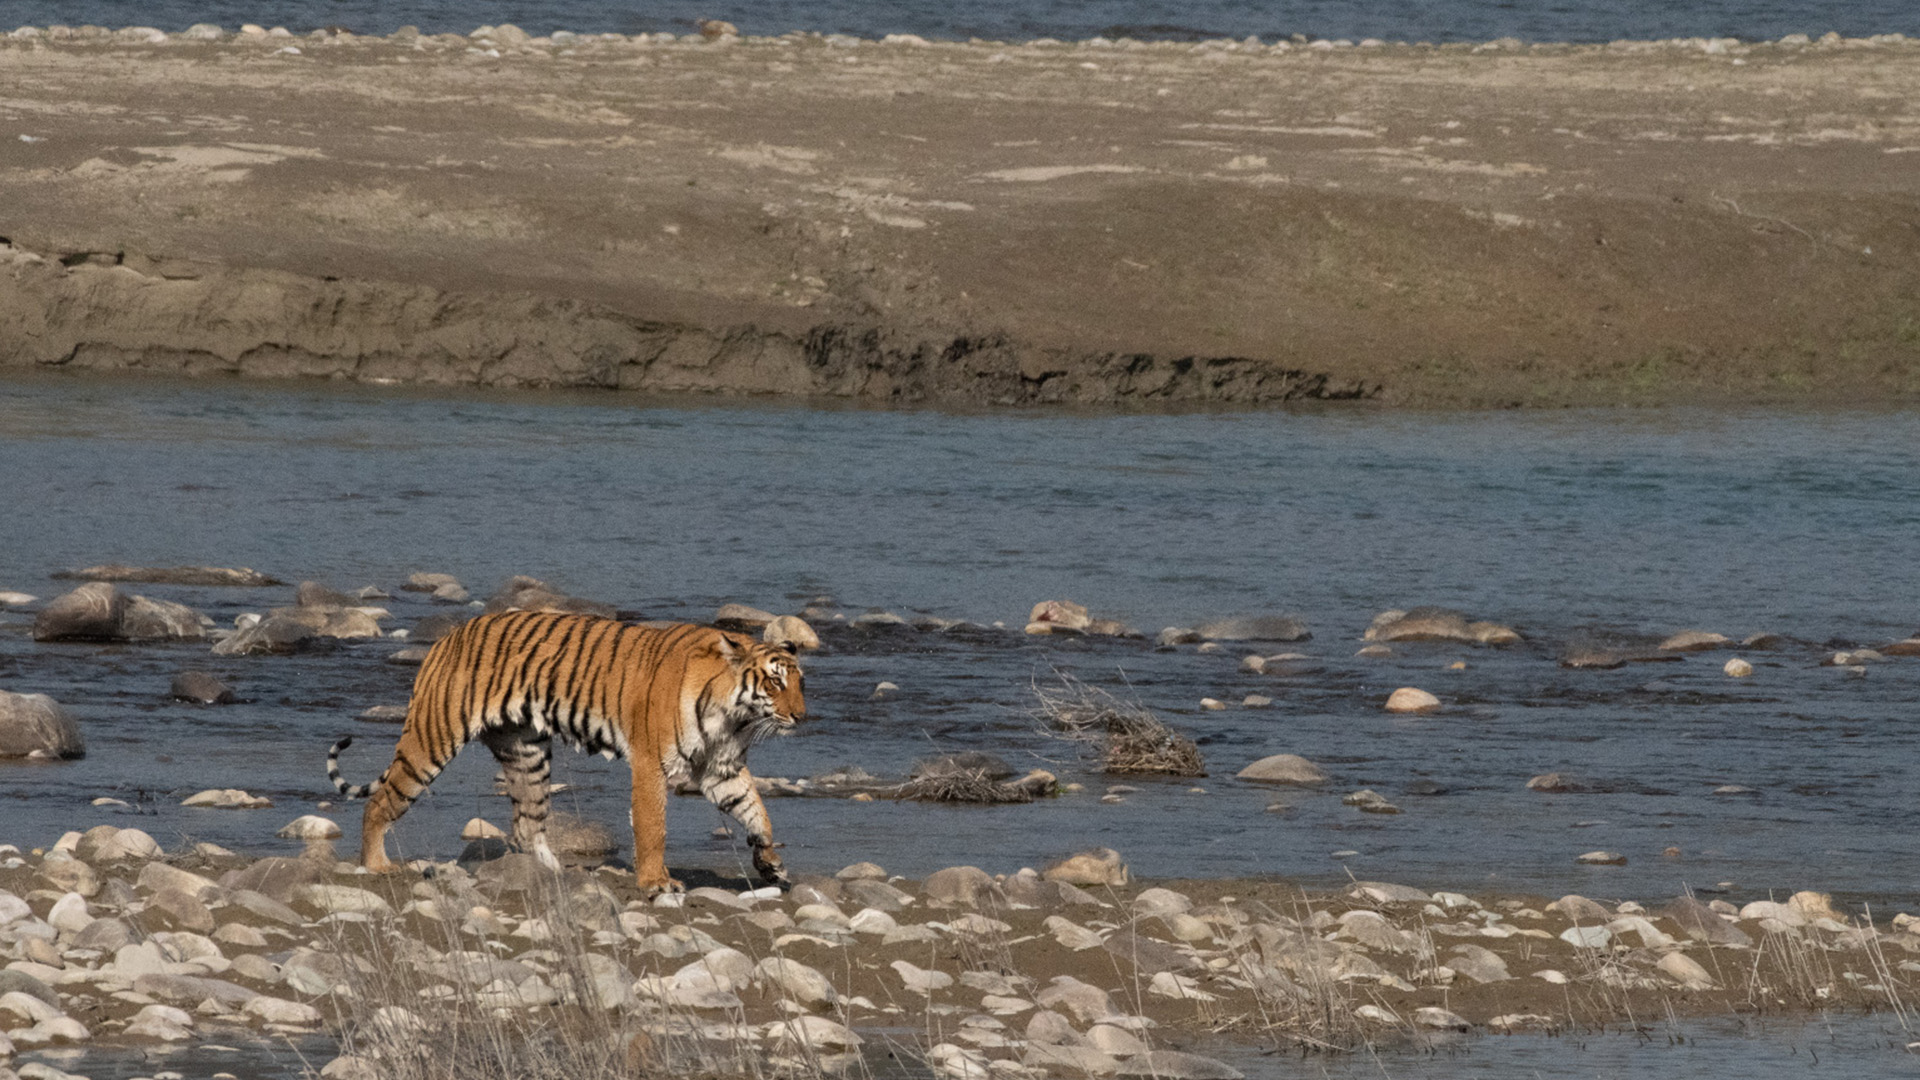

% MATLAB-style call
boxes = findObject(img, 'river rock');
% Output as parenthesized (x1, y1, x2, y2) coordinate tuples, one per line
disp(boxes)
(485, 576, 616, 617)
(1446, 944, 1512, 983)
(1156, 627, 1204, 646)
(1659, 895, 1752, 946)
(1655, 951, 1715, 989)
(1366, 607, 1469, 642)
(1035, 975, 1118, 1024)
(134, 972, 257, 1007)
(1086, 1023, 1149, 1057)
(1348, 881, 1431, 904)
(1548, 894, 1614, 922)
(75, 825, 160, 862)
(123, 595, 212, 640)
(768, 1014, 862, 1051)
(39, 853, 99, 895)
(148, 887, 216, 932)
(1028, 599, 1091, 631)
(1724, 657, 1753, 677)
(0, 970, 58, 1010)
(183, 788, 273, 809)
(753, 957, 837, 1009)
(213, 604, 382, 654)
(45, 893, 92, 935)
(55, 564, 280, 587)
(244, 995, 324, 1026)
(30, 582, 125, 640)
(0, 692, 85, 760)
(137, 861, 219, 898)
(1413, 1006, 1472, 1031)
(407, 612, 468, 644)
(1026, 1044, 1122, 1074)
(402, 572, 460, 593)
(170, 671, 236, 704)
(125, 1002, 196, 1041)
(841, 878, 914, 911)
(1131, 887, 1192, 919)
(1660, 630, 1730, 651)
(220, 857, 331, 904)
(891, 959, 954, 993)
(276, 815, 341, 839)
(714, 603, 777, 629)
(295, 883, 393, 916)
(1384, 687, 1441, 713)
(924, 866, 1001, 908)
(1116, 1051, 1243, 1079)
(296, 581, 358, 608)
(1576, 850, 1626, 865)
(1194, 615, 1309, 642)
(1236, 754, 1328, 785)
(1043, 848, 1128, 888)
(762, 615, 819, 650)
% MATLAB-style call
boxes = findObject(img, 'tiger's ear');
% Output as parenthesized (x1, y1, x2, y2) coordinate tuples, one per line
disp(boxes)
(715, 634, 746, 666)
(773, 639, 799, 657)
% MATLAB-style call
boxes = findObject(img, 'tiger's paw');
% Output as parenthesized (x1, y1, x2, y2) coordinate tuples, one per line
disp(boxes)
(751, 846, 790, 888)
(638, 874, 685, 897)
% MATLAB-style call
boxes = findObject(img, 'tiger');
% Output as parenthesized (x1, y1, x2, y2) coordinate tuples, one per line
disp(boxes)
(325, 609, 807, 894)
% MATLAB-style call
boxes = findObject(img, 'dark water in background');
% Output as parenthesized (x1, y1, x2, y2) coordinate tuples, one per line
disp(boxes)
(7, 0, 1918, 42)
(2, 371, 1920, 913)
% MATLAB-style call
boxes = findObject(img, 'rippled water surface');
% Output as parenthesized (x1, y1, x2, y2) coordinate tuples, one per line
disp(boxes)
(2, 372, 1919, 915)
(14, 0, 1919, 43)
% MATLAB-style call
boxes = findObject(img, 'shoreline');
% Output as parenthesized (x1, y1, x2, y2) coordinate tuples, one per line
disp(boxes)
(2, 29, 1916, 409)
(0, 827, 1915, 1078)
(8, 20, 1918, 47)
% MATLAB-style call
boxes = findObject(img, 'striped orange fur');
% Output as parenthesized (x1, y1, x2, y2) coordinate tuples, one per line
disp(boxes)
(326, 610, 806, 893)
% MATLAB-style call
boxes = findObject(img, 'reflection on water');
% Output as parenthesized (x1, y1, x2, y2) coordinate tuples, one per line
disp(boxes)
(2, 372, 1919, 906)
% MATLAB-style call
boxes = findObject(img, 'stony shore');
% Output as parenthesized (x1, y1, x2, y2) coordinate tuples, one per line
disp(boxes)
(1, 25, 1917, 408)
(2, 821, 1917, 1080)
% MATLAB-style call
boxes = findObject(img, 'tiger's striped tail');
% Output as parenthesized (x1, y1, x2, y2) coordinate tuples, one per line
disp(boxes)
(327, 735, 382, 798)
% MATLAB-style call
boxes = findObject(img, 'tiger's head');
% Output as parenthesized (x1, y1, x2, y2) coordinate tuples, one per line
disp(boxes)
(718, 634, 807, 743)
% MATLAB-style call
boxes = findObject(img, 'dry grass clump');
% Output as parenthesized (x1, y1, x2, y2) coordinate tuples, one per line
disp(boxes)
(320, 872, 856, 1080)
(1034, 673, 1205, 777)
(895, 770, 1036, 804)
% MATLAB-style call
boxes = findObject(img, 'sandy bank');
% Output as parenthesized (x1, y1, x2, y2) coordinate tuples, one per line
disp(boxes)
(0, 28, 1917, 408)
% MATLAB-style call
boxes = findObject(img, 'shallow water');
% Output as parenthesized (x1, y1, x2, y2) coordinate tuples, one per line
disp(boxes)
(2, 372, 1919, 913)
(12, 0, 1919, 43)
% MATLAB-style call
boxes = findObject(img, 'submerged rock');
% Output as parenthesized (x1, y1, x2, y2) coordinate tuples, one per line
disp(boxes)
(53, 564, 281, 586)
(1194, 615, 1309, 642)
(484, 576, 616, 618)
(1659, 629, 1730, 651)
(170, 671, 236, 704)
(1384, 687, 1441, 713)
(1236, 754, 1328, 785)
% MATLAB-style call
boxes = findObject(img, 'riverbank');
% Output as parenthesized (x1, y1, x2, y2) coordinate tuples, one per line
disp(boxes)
(1, 825, 1915, 1080)
(1, 27, 1916, 408)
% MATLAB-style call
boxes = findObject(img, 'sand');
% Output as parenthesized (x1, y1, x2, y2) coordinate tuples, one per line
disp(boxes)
(0, 27, 1916, 407)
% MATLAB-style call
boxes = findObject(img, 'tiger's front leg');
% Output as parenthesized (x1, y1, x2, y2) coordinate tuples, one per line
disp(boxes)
(630, 758, 683, 896)
(702, 766, 788, 886)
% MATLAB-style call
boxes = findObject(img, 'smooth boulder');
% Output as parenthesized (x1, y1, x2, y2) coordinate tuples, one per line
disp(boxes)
(0, 691, 85, 759)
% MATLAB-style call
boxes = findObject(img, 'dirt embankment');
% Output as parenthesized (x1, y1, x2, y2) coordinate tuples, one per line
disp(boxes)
(1, 29, 1917, 408)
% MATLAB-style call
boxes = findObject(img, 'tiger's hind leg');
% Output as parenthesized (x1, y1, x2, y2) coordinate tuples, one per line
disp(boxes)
(361, 726, 450, 873)
(483, 728, 559, 871)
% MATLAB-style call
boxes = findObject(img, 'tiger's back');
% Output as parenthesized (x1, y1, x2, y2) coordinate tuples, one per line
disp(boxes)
(327, 609, 807, 892)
